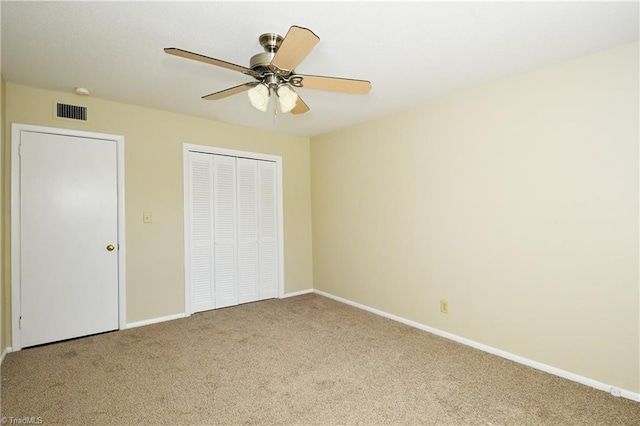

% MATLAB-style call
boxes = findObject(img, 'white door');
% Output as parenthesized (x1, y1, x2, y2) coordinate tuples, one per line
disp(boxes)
(20, 131, 119, 347)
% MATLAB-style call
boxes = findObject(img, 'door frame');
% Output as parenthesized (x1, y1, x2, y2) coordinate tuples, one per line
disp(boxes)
(11, 123, 126, 351)
(182, 143, 285, 315)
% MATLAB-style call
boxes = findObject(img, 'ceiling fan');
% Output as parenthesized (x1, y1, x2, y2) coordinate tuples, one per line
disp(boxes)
(164, 25, 371, 115)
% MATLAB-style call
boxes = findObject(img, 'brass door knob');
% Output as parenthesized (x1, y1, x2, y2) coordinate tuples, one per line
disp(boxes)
(106, 244, 115, 252)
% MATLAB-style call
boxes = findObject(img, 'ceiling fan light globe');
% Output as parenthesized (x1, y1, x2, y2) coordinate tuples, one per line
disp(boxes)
(248, 84, 270, 112)
(277, 85, 299, 114)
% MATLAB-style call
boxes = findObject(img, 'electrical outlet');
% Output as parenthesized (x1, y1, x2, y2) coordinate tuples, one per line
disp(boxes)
(440, 300, 449, 314)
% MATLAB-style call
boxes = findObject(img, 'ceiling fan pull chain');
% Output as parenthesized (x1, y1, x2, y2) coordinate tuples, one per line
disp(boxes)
(271, 89, 279, 122)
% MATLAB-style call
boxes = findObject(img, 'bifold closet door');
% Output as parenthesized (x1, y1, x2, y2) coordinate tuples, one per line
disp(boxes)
(187, 152, 239, 311)
(187, 152, 278, 313)
(236, 159, 278, 301)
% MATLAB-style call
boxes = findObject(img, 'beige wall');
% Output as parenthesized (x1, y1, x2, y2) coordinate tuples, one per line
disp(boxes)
(1, 77, 5, 354)
(3, 83, 313, 333)
(311, 42, 639, 392)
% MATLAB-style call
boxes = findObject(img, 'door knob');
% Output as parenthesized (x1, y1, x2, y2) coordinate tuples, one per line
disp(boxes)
(106, 244, 115, 252)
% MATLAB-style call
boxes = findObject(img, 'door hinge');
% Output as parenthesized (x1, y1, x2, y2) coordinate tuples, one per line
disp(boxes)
(18, 143, 22, 157)
(19, 316, 22, 330)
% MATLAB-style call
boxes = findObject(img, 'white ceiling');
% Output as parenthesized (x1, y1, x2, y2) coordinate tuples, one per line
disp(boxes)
(1, 1, 638, 137)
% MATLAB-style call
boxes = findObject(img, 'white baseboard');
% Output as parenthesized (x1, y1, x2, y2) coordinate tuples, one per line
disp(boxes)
(0, 347, 13, 367)
(126, 312, 187, 329)
(281, 289, 314, 298)
(313, 289, 640, 402)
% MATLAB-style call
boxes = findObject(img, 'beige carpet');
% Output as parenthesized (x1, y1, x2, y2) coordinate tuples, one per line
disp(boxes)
(1, 293, 638, 425)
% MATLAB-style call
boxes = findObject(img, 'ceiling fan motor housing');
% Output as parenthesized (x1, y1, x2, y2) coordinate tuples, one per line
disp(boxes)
(250, 33, 284, 73)
(249, 52, 275, 73)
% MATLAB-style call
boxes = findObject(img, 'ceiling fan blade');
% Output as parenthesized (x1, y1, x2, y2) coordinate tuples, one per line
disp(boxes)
(291, 75, 372, 94)
(271, 26, 320, 72)
(202, 83, 254, 100)
(291, 96, 310, 115)
(165, 48, 258, 77)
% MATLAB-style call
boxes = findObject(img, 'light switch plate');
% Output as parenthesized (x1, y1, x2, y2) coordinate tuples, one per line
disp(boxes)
(143, 212, 152, 223)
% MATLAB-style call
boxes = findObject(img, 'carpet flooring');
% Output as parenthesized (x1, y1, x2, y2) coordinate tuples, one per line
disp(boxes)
(1, 293, 638, 425)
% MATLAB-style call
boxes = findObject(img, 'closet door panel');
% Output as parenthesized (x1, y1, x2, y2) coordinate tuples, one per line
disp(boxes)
(213, 155, 238, 308)
(237, 158, 259, 303)
(258, 161, 278, 299)
(188, 152, 215, 313)
(259, 241, 278, 298)
(187, 150, 280, 312)
(214, 244, 237, 308)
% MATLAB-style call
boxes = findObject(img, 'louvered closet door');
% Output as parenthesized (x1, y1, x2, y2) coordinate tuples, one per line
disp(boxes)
(258, 161, 278, 299)
(237, 158, 260, 303)
(187, 151, 278, 313)
(188, 152, 215, 313)
(213, 155, 238, 308)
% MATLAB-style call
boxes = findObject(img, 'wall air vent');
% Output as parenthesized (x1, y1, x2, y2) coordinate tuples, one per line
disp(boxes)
(55, 102, 88, 121)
